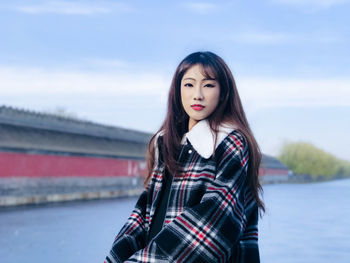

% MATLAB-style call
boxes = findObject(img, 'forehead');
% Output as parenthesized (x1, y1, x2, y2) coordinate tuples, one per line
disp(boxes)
(182, 64, 216, 80)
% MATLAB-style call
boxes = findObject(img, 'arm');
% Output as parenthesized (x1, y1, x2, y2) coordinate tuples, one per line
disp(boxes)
(125, 134, 251, 263)
(105, 189, 148, 263)
(105, 133, 164, 263)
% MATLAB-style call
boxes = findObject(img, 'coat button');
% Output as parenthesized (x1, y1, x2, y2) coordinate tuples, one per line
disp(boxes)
(188, 149, 192, 154)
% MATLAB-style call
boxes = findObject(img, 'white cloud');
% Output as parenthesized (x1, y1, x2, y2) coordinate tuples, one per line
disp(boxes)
(0, 66, 169, 96)
(183, 2, 218, 14)
(1, 65, 349, 112)
(13, 1, 131, 15)
(236, 76, 350, 113)
(0, 65, 169, 132)
(270, 0, 350, 9)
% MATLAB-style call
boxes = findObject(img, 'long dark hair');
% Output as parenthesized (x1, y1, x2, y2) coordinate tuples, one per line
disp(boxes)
(144, 51, 265, 213)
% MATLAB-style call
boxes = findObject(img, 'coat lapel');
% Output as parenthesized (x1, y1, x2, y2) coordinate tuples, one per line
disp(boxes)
(181, 119, 237, 159)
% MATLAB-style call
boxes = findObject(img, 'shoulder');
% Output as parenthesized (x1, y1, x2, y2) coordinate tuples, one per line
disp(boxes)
(152, 130, 165, 165)
(150, 130, 164, 151)
(215, 129, 249, 167)
(154, 130, 164, 145)
(223, 130, 247, 152)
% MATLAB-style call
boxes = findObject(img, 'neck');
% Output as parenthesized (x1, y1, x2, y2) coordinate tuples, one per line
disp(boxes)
(188, 118, 198, 131)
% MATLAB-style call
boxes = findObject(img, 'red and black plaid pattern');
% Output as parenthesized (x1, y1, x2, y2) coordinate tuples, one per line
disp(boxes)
(105, 130, 260, 263)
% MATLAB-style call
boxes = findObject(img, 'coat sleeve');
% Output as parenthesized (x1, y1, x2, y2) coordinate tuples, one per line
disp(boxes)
(104, 189, 148, 263)
(105, 133, 164, 263)
(124, 134, 251, 263)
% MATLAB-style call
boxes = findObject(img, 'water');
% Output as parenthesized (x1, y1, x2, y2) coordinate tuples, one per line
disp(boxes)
(0, 179, 349, 263)
(0, 197, 135, 263)
(259, 179, 350, 262)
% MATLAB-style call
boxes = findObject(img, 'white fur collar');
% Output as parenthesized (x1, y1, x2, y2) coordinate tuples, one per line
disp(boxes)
(180, 119, 237, 159)
(154, 119, 237, 160)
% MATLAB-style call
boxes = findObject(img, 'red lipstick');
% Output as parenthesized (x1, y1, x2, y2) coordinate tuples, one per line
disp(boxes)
(191, 104, 205, 111)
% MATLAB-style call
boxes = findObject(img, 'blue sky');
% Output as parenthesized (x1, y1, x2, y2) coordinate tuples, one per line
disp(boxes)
(0, 0, 349, 161)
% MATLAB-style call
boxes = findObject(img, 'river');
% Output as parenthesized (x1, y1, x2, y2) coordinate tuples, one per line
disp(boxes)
(0, 179, 349, 262)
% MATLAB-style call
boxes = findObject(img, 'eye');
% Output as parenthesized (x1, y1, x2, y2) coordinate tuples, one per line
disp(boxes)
(184, 83, 193, 87)
(204, 83, 215, 88)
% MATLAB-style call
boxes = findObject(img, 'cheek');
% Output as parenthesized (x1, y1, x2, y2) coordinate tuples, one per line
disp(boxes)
(180, 87, 184, 103)
(208, 89, 220, 108)
(180, 87, 190, 104)
(180, 87, 188, 109)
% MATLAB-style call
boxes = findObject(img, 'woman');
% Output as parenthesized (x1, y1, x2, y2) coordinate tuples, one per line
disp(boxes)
(105, 51, 265, 263)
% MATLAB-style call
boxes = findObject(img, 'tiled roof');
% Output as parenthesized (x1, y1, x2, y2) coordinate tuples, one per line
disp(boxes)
(261, 154, 289, 170)
(0, 105, 152, 144)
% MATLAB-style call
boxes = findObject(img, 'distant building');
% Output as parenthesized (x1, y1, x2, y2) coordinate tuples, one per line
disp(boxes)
(0, 105, 151, 177)
(0, 105, 153, 205)
(259, 154, 292, 183)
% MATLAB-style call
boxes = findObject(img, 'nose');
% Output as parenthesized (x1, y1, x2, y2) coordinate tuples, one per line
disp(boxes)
(194, 85, 204, 100)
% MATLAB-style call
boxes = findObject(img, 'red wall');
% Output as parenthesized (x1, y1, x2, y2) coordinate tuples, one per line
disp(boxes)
(1, 152, 289, 178)
(0, 152, 146, 177)
(259, 167, 289, 176)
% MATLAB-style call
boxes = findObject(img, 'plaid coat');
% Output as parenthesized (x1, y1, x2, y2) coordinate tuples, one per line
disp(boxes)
(105, 120, 260, 263)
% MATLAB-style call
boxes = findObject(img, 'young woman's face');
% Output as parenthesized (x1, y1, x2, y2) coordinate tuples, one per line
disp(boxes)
(181, 64, 220, 131)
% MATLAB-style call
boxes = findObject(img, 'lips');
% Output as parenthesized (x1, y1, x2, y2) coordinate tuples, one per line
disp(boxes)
(191, 104, 205, 111)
